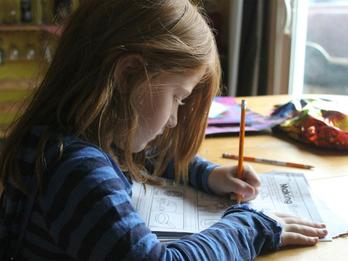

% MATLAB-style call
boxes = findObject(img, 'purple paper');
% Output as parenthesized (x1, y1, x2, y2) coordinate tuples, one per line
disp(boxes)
(206, 96, 284, 136)
(208, 97, 252, 126)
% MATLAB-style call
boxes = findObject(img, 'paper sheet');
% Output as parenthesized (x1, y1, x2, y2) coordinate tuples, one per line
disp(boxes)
(208, 100, 228, 118)
(249, 171, 348, 240)
(249, 172, 322, 221)
(131, 181, 230, 235)
(131, 172, 348, 241)
(249, 172, 329, 240)
(310, 177, 348, 238)
(206, 96, 285, 136)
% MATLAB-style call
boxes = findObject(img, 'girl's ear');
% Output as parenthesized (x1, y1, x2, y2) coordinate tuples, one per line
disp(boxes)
(115, 54, 146, 77)
(114, 54, 147, 94)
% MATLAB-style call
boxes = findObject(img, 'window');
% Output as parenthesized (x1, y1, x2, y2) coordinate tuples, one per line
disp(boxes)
(290, 0, 348, 95)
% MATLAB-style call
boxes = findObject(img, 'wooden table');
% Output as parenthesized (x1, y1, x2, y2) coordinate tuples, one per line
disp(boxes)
(199, 95, 348, 261)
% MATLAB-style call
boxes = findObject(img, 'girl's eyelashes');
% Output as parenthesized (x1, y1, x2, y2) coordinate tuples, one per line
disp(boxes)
(174, 96, 185, 106)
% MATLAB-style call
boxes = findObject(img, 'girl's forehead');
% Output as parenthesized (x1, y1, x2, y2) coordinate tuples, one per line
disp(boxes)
(155, 67, 205, 84)
(150, 70, 203, 94)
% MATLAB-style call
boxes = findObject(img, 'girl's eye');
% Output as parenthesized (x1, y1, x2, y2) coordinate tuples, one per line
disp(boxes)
(174, 96, 185, 106)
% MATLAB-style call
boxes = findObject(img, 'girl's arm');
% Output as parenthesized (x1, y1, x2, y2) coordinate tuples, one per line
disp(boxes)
(159, 156, 259, 201)
(39, 145, 325, 260)
(150, 156, 219, 193)
(39, 146, 280, 260)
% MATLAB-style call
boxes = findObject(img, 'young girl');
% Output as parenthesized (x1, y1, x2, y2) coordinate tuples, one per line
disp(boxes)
(0, 0, 327, 260)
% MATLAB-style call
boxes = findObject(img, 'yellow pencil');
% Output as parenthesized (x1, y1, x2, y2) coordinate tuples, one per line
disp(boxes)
(236, 100, 246, 204)
(222, 153, 314, 170)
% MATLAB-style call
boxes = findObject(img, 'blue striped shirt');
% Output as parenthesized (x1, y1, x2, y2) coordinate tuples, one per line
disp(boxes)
(0, 127, 281, 260)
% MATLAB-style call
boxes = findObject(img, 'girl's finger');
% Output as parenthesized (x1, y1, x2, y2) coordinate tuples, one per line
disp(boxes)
(242, 165, 261, 187)
(285, 224, 328, 238)
(282, 216, 326, 229)
(272, 212, 294, 218)
(281, 232, 319, 246)
(230, 192, 256, 202)
(229, 178, 255, 197)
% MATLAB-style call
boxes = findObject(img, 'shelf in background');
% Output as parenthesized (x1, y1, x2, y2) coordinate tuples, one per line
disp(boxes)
(0, 24, 61, 35)
(0, 79, 36, 138)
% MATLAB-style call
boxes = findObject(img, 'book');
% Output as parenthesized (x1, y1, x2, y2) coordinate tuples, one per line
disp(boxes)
(131, 171, 348, 242)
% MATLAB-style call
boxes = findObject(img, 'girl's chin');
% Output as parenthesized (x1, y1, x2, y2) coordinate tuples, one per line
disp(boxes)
(131, 134, 161, 153)
(131, 141, 148, 153)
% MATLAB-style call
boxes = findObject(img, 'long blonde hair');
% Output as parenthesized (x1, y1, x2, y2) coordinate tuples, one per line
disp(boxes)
(0, 0, 221, 192)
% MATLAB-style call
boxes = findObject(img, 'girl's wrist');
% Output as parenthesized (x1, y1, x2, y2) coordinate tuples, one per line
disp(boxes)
(206, 165, 221, 195)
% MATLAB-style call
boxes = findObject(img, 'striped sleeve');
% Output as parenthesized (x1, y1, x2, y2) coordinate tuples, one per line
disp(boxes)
(38, 144, 281, 260)
(160, 156, 218, 193)
(188, 156, 219, 193)
(38, 144, 159, 260)
(166, 205, 282, 260)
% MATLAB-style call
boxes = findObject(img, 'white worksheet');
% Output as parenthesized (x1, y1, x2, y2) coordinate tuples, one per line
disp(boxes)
(249, 172, 322, 222)
(131, 171, 348, 241)
(249, 171, 348, 240)
(131, 181, 230, 235)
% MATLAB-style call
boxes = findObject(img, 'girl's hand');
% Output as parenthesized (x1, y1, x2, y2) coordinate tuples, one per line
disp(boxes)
(207, 165, 260, 202)
(270, 212, 328, 247)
